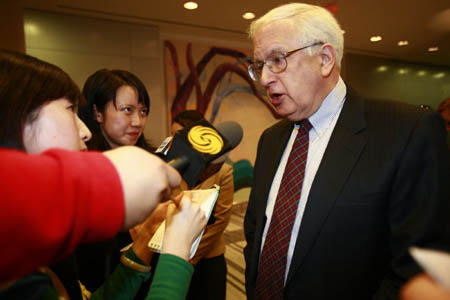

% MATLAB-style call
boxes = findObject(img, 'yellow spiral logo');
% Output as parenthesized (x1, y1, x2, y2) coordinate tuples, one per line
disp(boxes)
(187, 125, 223, 155)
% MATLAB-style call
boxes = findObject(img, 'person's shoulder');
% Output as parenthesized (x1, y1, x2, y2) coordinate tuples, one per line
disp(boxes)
(222, 162, 234, 172)
(262, 119, 293, 137)
(367, 98, 440, 130)
(347, 87, 431, 123)
(367, 97, 423, 115)
(214, 162, 234, 182)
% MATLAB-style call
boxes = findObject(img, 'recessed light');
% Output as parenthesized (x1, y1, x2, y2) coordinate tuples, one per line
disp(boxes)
(428, 46, 439, 52)
(184, 1, 198, 10)
(370, 36, 382, 42)
(417, 70, 427, 76)
(433, 72, 445, 79)
(398, 68, 408, 75)
(397, 40, 409, 46)
(376, 66, 388, 72)
(24, 23, 39, 35)
(242, 12, 255, 20)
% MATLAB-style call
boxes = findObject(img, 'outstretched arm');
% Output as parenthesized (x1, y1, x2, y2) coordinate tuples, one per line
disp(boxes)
(0, 146, 181, 283)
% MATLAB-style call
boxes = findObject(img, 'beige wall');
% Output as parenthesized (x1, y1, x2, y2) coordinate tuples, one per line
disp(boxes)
(23, 9, 254, 147)
(24, 9, 168, 145)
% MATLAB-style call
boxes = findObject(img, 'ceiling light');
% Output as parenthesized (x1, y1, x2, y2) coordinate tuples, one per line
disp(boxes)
(398, 68, 408, 75)
(184, 2, 198, 10)
(370, 36, 382, 42)
(428, 46, 439, 52)
(433, 72, 445, 79)
(24, 23, 39, 35)
(376, 66, 388, 72)
(397, 40, 409, 46)
(417, 70, 427, 76)
(242, 12, 255, 20)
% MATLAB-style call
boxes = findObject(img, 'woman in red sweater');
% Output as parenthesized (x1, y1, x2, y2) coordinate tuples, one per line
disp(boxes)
(0, 49, 206, 300)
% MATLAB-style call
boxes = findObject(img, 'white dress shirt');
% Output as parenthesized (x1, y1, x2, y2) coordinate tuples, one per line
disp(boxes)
(260, 77, 347, 282)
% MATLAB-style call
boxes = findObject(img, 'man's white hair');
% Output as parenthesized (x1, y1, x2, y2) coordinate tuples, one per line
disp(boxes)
(248, 3, 344, 68)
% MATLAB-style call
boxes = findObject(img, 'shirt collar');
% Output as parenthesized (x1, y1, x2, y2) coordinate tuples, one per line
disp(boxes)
(306, 76, 346, 136)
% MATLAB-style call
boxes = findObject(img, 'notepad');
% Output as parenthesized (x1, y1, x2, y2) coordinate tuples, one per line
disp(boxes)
(409, 247, 450, 290)
(148, 185, 220, 259)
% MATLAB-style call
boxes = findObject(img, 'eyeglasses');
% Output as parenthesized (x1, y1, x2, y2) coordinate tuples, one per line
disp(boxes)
(248, 42, 324, 81)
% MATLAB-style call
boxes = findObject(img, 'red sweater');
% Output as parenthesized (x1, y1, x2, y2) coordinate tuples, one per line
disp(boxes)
(0, 148, 124, 283)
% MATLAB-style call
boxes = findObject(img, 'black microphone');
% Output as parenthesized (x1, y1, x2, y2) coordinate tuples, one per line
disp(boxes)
(165, 119, 243, 187)
(168, 156, 189, 170)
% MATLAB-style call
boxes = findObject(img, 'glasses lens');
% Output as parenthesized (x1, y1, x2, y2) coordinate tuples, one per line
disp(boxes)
(268, 55, 287, 73)
(248, 64, 260, 81)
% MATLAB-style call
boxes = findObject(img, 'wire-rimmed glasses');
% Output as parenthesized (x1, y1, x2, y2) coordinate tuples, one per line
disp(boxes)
(248, 42, 324, 81)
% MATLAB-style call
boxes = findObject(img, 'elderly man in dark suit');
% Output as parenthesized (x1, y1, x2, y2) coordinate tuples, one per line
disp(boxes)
(243, 3, 450, 300)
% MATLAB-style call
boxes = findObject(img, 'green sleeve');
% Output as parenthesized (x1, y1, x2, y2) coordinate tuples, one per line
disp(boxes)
(90, 249, 151, 300)
(146, 254, 194, 300)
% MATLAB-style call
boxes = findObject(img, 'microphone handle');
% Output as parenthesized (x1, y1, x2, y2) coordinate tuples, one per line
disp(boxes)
(168, 156, 189, 172)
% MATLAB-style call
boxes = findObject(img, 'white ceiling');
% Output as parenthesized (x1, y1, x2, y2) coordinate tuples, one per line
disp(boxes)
(22, 0, 450, 67)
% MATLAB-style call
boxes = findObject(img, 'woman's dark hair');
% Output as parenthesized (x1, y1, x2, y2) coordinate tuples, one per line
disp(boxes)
(172, 110, 204, 128)
(78, 69, 152, 151)
(0, 49, 82, 150)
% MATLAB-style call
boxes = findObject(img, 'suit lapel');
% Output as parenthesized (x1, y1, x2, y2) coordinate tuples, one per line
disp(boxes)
(250, 120, 295, 277)
(258, 120, 295, 217)
(286, 89, 368, 285)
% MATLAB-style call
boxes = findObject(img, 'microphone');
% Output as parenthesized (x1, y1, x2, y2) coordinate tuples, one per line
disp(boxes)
(168, 156, 189, 170)
(165, 119, 243, 187)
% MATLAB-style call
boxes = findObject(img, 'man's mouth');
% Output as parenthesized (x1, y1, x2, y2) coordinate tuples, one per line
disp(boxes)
(270, 92, 283, 105)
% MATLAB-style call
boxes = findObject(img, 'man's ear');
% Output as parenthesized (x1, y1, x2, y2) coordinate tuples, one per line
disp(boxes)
(93, 104, 104, 123)
(319, 43, 336, 77)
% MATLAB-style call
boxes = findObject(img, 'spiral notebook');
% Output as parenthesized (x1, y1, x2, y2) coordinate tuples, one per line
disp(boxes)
(148, 184, 220, 259)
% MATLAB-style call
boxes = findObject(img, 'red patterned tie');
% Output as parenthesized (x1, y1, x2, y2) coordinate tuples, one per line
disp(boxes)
(255, 119, 312, 299)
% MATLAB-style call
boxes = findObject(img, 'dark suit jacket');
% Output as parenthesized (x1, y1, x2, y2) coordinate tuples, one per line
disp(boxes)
(244, 88, 450, 300)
